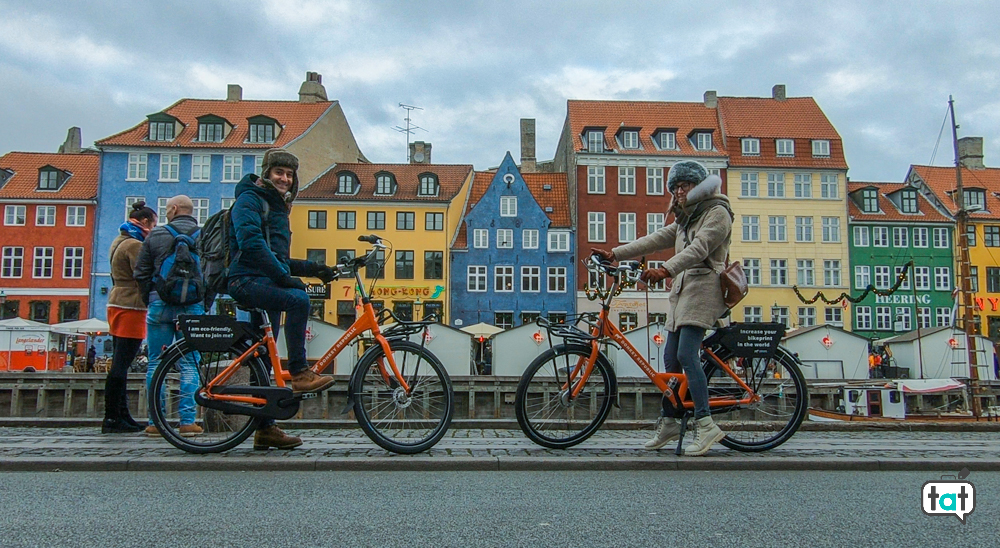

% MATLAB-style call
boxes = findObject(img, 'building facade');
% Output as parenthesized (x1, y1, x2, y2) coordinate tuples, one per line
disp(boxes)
(450, 153, 574, 329)
(90, 72, 366, 319)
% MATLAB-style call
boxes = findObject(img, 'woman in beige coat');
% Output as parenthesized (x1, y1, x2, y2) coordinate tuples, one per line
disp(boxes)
(592, 160, 733, 456)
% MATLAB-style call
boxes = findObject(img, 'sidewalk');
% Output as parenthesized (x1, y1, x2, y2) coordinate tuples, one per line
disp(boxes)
(1, 427, 998, 472)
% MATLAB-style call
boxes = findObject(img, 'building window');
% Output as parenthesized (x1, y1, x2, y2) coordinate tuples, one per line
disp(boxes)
(337, 173, 358, 194)
(900, 191, 918, 213)
(695, 133, 713, 151)
(33, 247, 54, 278)
(934, 267, 951, 291)
(768, 216, 786, 242)
(127, 153, 148, 181)
(191, 155, 211, 182)
(308, 210, 327, 229)
(820, 174, 838, 198)
(659, 132, 675, 150)
(495, 312, 514, 329)
(156, 197, 168, 221)
(824, 260, 841, 286)
(647, 167, 664, 195)
(767, 173, 785, 197)
(619, 212, 636, 243)
(124, 197, 144, 221)
(4, 205, 25, 226)
(744, 306, 763, 323)
(520, 312, 541, 326)
(872, 226, 889, 247)
(497, 229, 514, 249)
(255, 155, 263, 176)
(586, 130, 604, 153)
(222, 155, 242, 182)
(418, 174, 439, 196)
(912, 227, 929, 248)
(985, 226, 1000, 247)
(855, 265, 871, 289)
(35, 206, 56, 227)
(915, 307, 932, 329)
(376, 173, 396, 195)
(798, 307, 816, 327)
(522, 229, 539, 249)
(424, 251, 443, 280)
(395, 251, 414, 279)
(614, 312, 636, 331)
(425, 212, 443, 231)
(547, 267, 567, 292)
(622, 130, 639, 149)
(548, 231, 570, 252)
(367, 211, 385, 230)
(248, 123, 274, 144)
(794, 174, 812, 198)
(963, 190, 985, 211)
(495, 266, 514, 292)
(825, 307, 843, 326)
(393, 301, 413, 322)
(588, 269, 608, 291)
(741, 172, 758, 197)
(159, 154, 179, 181)
(588, 212, 605, 242)
(965, 225, 976, 247)
(970, 266, 979, 292)
(642, 260, 666, 290)
(468, 266, 487, 292)
(647, 312, 667, 324)
(875, 306, 892, 330)
(862, 189, 878, 212)
(743, 259, 761, 286)
(987, 267, 1000, 293)
(797, 259, 815, 286)
(618, 167, 635, 195)
(521, 266, 540, 292)
(936, 307, 952, 327)
(59, 300, 81, 322)
(776, 139, 794, 156)
(856, 306, 872, 330)
(63, 247, 84, 278)
(647, 213, 666, 235)
(1, 247, 24, 278)
(396, 212, 415, 230)
(29, 300, 50, 323)
(337, 211, 356, 230)
(149, 121, 174, 141)
(772, 307, 789, 327)
(365, 249, 385, 279)
(895, 308, 912, 331)
(66, 206, 86, 227)
(335, 300, 355, 329)
(473, 229, 488, 249)
(795, 216, 813, 242)
(854, 226, 869, 247)
(894, 266, 911, 290)
(741, 138, 760, 156)
(874, 266, 891, 289)
(500, 196, 517, 217)
(587, 166, 605, 194)
(192, 199, 209, 224)
(812, 140, 831, 157)
(306, 249, 326, 264)
(38, 170, 60, 190)
(199, 122, 224, 142)
(770, 259, 787, 286)
(822, 217, 841, 243)
(892, 227, 909, 248)
(914, 266, 931, 291)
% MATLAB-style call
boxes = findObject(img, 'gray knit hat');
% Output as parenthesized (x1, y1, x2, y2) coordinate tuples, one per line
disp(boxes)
(667, 160, 709, 192)
(260, 148, 299, 203)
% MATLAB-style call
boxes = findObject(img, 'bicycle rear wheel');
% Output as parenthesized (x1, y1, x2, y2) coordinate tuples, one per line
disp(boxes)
(704, 345, 808, 452)
(515, 344, 615, 449)
(149, 340, 268, 454)
(351, 339, 454, 454)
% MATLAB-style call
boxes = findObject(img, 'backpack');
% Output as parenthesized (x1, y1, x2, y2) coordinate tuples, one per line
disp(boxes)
(154, 225, 204, 305)
(200, 199, 269, 297)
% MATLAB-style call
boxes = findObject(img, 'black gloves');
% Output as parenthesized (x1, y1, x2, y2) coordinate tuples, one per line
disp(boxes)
(316, 265, 338, 283)
(277, 276, 307, 291)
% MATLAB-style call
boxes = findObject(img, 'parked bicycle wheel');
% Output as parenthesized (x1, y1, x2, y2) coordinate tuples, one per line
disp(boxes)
(703, 344, 808, 452)
(515, 343, 615, 449)
(148, 339, 268, 454)
(351, 339, 453, 454)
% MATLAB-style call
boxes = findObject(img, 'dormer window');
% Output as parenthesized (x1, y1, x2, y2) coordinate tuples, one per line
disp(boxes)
(336, 172, 359, 195)
(583, 129, 605, 153)
(418, 174, 439, 196)
(38, 167, 63, 190)
(694, 132, 713, 151)
(963, 189, 986, 211)
(776, 139, 794, 156)
(657, 131, 676, 150)
(861, 189, 879, 213)
(197, 115, 230, 142)
(146, 113, 179, 141)
(247, 115, 279, 144)
(812, 140, 830, 157)
(0, 168, 13, 187)
(741, 138, 760, 156)
(620, 130, 639, 149)
(900, 190, 918, 214)
(375, 172, 397, 195)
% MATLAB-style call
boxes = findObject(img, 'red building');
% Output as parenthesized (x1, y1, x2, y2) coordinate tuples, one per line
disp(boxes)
(0, 150, 99, 324)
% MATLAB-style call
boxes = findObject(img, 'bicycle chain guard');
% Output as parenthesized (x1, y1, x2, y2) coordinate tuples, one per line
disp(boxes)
(195, 386, 302, 420)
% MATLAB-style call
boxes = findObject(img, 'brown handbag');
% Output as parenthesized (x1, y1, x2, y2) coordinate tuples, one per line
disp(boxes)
(718, 255, 749, 309)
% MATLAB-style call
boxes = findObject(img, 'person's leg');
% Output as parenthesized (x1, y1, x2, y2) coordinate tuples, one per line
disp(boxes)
(103, 336, 143, 433)
(145, 301, 175, 426)
(646, 330, 684, 450)
(176, 302, 204, 427)
(675, 326, 708, 418)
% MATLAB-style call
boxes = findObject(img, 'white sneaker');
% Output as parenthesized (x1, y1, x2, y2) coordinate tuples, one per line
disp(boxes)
(683, 416, 725, 456)
(644, 417, 681, 450)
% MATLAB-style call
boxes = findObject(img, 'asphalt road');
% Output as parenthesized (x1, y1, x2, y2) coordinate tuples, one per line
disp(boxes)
(0, 471, 994, 547)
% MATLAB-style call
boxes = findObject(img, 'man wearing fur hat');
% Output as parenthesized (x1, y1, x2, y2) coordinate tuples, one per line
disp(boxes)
(227, 148, 337, 450)
(591, 160, 733, 456)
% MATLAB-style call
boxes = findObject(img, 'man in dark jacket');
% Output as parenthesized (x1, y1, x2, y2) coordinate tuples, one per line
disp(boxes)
(228, 148, 336, 450)
(134, 195, 205, 437)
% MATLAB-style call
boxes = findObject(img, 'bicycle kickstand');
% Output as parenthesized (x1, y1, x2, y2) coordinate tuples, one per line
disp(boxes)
(674, 412, 692, 456)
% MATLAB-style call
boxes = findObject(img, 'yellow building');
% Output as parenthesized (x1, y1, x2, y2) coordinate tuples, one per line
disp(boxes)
(293, 162, 474, 327)
(718, 89, 851, 329)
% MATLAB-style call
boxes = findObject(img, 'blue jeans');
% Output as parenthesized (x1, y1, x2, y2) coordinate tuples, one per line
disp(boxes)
(663, 326, 710, 419)
(228, 276, 310, 375)
(146, 299, 204, 425)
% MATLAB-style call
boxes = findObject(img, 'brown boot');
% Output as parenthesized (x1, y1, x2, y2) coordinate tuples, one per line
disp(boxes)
(290, 369, 334, 393)
(253, 425, 303, 450)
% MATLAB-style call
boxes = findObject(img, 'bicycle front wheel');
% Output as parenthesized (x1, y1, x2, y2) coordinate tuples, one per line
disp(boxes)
(704, 345, 808, 452)
(515, 344, 615, 449)
(351, 340, 454, 454)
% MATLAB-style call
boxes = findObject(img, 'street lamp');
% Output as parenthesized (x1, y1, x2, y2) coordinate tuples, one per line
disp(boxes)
(414, 298, 423, 321)
(0, 290, 6, 319)
(771, 302, 781, 324)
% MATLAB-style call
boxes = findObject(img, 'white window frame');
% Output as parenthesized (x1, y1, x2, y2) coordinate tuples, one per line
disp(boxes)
(744, 306, 763, 323)
(222, 155, 242, 183)
(872, 226, 889, 247)
(933, 227, 949, 248)
(588, 212, 605, 243)
(618, 212, 636, 243)
(63, 247, 84, 279)
(647, 213, 665, 235)
(696, 132, 713, 151)
(875, 306, 892, 331)
(795, 216, 813, 242)
(854, 226, 870, 247)
(1, 247, 24, 278)
(126, 153, 147, 181)
(741, 172, 758, 197)
(770, 259, 788, 286)
(618, 167, 636, 195)
(33, 247, 54, 279)
(935, 307, 952, 327)
(855, 265, 871, 289)
(743, 258, 761, 286)
(892, 227, 908, 248)
(798, 307, 816, 327)
(825, 307, 843, 326)
(159, 153, 180, 182)
(917, 307, 933, 329)
(473, 229, 488, 249)
(547, 266, 567, 293)
(822, 217, 841, 243)
(157, 197, 168, 220)
(522, 229, 539, 250)
(824, 260, 841, 287)
(495, 266, 514, 292)
(914, 266, 930, 291)
(221, 198, 235, 212)
(768, 216, 786, 242)
(797, 259, 815, 286)
(66, 206, 86, 227)
(4, 205, 26, 226)
(191, 154, 211, 182)
(646, 167, 664, 195)
(913, 227, 929, 248)
(645, 260, 668, 290)
(193, 198, 210, 224)
(467, 266, 487, 292)
(586, 130, 604, 153)
(874, 266, 891, 289)
(776, 139, 794, 156)
(767, 173, 785, 197)
(856, 306, 872, 330)
(547, 231, 570, 252)
(622, 130, 639, 149)
(254, 155, 264, 176)
(500, 196, 517, 217)
(587, 166, 605, 194)
(794, 173, 812, 198)
(124, 196, 144, 221)
(521, 266, 541, 293)
(35, 206, 56, 227)
(895, 307, 912, 331)
(934, 267, 951, 291)
(812, 140, 831, 157)
(496, 229, 514, 249)
(820, 173, 838, 198)
(659, 132, 676, 150)
(741, 138, 760, 156)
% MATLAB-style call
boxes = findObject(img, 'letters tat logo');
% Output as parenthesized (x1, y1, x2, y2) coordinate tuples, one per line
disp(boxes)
(922, 469, 975, 524)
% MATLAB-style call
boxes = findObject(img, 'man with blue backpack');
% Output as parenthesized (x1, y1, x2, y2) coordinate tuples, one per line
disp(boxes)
(134, 194, 205, 437)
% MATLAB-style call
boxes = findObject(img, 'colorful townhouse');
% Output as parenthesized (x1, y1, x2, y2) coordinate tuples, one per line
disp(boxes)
(552, 97, 728, 329)
(847, 181, 955, 340)
(0, 133, 98, 324)
(449, 152, 574, 329)
(294, 160, 474, 326)
(907, 136, 1000, 340)
(89, 72, 366, 319)
(719, 86, 850, 329)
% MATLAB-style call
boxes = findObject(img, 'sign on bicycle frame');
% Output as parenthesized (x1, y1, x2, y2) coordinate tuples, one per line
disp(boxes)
(718, 323, 786, 358)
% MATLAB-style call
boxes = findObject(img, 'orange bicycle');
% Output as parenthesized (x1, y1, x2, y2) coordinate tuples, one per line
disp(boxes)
(148, 234, 454, 454)
(514, 256, 808, 453)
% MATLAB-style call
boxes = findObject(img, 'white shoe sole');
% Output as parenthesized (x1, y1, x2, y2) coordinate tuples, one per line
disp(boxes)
(683, 428, 726, 457)
(644, 434, 681, 450)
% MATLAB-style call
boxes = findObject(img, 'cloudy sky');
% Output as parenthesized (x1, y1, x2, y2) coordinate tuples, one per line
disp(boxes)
(2, 0, 998, 181)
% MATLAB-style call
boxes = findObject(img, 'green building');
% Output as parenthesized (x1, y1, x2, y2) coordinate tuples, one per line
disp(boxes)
(847, 182, 955, 340)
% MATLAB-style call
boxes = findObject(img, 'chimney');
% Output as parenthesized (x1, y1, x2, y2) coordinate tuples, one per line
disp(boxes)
(520, 118, 537, 173)
(409, 141, 431, 164)
(58, 127, 82, 154)
(298, 71, 328, 103)
(772, 84, 786, 101)
(227, 84, 242, 102)
(703, 90, 718, 108)
(958, 136, 985, 170)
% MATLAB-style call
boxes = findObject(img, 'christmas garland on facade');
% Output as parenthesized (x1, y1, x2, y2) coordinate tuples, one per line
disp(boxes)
(584, 261, 644, 301)
(793, 260, 914, 305)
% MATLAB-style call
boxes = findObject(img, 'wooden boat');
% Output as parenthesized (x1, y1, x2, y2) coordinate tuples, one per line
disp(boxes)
(807, 379, 1000, 422)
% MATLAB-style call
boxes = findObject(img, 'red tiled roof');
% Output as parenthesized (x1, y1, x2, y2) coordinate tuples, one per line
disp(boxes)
(0, 152, 98, 200)
(847, 181, 951, 223)
(566, 100, 727, 157)
(96, 99, 335, 148)
(298, 163, 472, 202)
(911, 164, 1000, 220)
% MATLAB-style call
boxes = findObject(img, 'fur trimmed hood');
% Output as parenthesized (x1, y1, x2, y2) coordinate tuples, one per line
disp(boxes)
(683, 174, 722, 206)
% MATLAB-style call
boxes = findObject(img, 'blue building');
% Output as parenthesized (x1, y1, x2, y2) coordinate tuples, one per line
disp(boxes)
(89, 73, 366, 318)
(450, 153, 575, 329)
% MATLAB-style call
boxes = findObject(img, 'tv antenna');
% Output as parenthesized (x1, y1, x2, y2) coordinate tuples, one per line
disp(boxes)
(393, 103, 427, 162)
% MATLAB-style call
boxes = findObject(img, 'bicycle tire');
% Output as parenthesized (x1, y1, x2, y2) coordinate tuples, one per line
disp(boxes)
(703, 344, 808, 452)
(351, 339, 454, 454)
(515, 343, 615, 449)
(149, 339, 268, 454)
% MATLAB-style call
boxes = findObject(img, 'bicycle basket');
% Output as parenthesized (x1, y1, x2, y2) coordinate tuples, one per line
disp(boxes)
(713, 322, 786, 358)
(177, 314, 250, 352)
